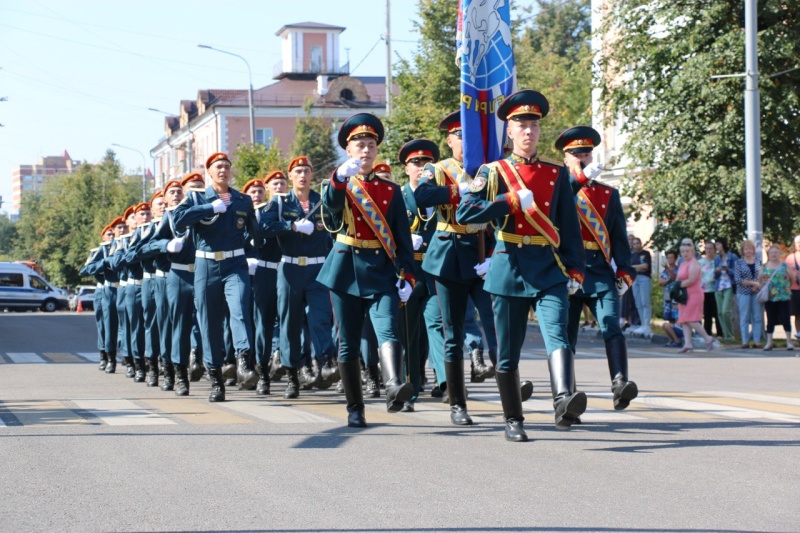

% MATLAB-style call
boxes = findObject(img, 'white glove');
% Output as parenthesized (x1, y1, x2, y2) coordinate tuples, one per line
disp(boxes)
(474, 257, 491, 279)
(247, 257, 258, 276)
(336, 158, 362, 182)
(211, 199, 227, 213)
(411, 234, 424, 251)
(294, 219, 314, 235)
(583, 162, 603, 180)
(396, 279, 412, 303)
(166, 237, 184, 254)
(517, 189, 533, 211)
(567, 278, 581, 296)
(616, 277, 630, 297)
(458, 182, 470, 196)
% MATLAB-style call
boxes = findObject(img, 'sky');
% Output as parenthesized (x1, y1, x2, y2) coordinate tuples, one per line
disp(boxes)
(0, 0, 422, 214)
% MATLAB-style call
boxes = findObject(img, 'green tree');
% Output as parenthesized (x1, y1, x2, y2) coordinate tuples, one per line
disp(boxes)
(598, 0, 800, 248)
(290, 99, 340, 187)
(13, 150, 139, 287)
(515, 0, 593, 159)
(0, 212, 17, 260)
(383, 0, 593, 177)
(232, 141, 287, 189)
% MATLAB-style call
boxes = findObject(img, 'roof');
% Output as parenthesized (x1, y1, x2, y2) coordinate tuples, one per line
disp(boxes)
(203, 78, 389, 108)
(275, 21, 346, 36)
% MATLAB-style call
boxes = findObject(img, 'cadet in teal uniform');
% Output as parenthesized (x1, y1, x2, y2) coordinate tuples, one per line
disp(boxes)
(398, 139, 445, 412)
(556, 125, 638, 411)
(81, 224, 114, 370)
(316, 113, 417, 428)
(147, 191, 173, 390)
(138, 177, 198, 396)
(171, 152, 260, 402)
(243, 173, 285, 396)
(137, 192, 164, 387)
(457, 90, 587, 441)
(264, 158, 338, 399)
(113, 206, 135, 377)
(413, 110, 500, 426)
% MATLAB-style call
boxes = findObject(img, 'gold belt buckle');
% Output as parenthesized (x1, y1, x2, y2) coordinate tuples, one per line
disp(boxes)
(188, 264, 195, 273)
(214, 251, 225, 261)
(522, 235, 532, 245)
(297, 256, 307, 266)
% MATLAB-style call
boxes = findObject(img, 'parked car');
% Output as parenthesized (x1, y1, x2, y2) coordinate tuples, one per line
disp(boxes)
(0, 262, 69, 312)
(70, 285, 97, 311)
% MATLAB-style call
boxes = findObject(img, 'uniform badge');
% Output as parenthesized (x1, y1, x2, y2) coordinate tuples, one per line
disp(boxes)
(316, 221, 324, 230)
(237, 217, 245, 229)
(470, 177, 486, 193)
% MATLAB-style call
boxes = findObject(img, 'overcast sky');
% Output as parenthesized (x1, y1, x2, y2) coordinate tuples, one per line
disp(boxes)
(0, 0, 423, 214)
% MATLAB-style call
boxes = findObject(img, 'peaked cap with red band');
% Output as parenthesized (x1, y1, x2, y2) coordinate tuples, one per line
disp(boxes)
(497, 90, 550, 121)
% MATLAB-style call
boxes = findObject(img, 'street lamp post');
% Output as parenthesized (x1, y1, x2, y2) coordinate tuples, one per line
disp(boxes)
(198, 44, 256, 145)
(111, 143, 148, 202)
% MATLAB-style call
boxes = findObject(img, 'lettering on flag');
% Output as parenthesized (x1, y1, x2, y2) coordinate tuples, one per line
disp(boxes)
(457, 0, 517, 177)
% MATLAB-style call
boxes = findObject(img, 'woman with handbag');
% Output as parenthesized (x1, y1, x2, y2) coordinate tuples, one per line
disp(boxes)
(760, 245, 795, 351)
(733, 239, 764, 348)
(675, 239, 717, 353)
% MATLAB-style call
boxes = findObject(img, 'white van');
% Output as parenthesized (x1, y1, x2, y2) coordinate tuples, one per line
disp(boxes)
(0, 262, 69, 312)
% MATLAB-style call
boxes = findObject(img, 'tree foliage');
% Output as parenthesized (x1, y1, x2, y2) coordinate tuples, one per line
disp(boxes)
(231, 141, 287, 189)
(598, 0, 800, 249)
(11, 150, 140, 287)
(382, 0, 593, 179)
(290, 99, 340, 187)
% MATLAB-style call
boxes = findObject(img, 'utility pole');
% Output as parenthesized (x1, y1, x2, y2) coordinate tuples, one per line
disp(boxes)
(385, 0, 392, 115)
(744, 0, 762, 254)
(199, 45, 256, 145)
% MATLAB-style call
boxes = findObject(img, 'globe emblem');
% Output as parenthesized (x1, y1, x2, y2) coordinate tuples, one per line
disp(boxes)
(458, 0, 515, 90)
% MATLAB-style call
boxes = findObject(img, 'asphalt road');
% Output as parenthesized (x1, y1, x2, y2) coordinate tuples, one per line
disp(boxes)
(0, 313, 798, 532)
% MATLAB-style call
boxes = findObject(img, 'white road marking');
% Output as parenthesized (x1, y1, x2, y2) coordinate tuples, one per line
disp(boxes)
(5, 353, 46, 364)
(72, 399, 175, 426)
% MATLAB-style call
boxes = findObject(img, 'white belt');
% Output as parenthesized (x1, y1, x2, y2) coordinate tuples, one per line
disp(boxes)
(257, 260, 279, 270)
(103, 281, 118, 288)
(170, 263, 195, 273)
(127, 279, 142, 286)
(195, 249, 245, 261)
(143, 272, 153, 279)
(96, 283, 103, 288)
(155, 270, 168, 278)
(281, 255, 326, 266)
(119, 280, 128, 287)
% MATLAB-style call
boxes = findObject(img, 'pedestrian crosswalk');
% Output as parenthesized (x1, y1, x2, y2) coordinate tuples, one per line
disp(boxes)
(3, 345, 791, 366)
(1, 387, 798, 428)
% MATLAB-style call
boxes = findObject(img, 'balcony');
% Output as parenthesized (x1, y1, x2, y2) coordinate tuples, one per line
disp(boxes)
(273, 61, 350, 80)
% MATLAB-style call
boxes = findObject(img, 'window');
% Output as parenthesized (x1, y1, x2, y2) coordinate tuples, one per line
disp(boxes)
(340, 88, 354, 101)
(310, 45, 323, 72)
(256, 128, 274, 147)
(30, 276, 49, 290)
(0, 273, 24, 287)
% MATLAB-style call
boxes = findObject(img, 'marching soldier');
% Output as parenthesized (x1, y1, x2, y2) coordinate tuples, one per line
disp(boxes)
(84, 217, 127, 374)
(114, 205, 136, 377)
(119, 202, 153, 383)
(242, 173, 283, 396)
(265, 158, 337, 399)
(457, 90, 587, 441)
(316, 113, 417, 427)
(413, 110, 502, 426)
(81, 224, 114, 370)
(171, 153, 260, 402)
(398, 139, 444, 412)
(139, 192, 164, 387)
(556, 125, 638, 411)
(138, 178, 195, 395)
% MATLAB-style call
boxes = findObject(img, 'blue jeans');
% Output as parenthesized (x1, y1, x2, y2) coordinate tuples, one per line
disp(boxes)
(736, 293, 763, 343)
(632, 275, 652, 328)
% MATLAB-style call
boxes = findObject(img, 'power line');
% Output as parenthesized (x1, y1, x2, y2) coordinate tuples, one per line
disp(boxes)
(350, 38, 383, 74)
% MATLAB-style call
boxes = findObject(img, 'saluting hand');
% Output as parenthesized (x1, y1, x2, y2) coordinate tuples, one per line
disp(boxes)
(583, 162, 603, 180)
(166, 237, 184, 253)
(336, 158, 362, 182)
(517, 189, 533, 211)
(211, 199, 227, 214)
(293, 219, 314, 235)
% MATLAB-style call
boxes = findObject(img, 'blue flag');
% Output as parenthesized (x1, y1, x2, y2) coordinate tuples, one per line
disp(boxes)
(457, 0, 517, 178)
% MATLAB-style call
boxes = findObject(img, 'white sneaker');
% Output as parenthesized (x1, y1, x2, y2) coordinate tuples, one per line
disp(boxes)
(629, 326, 643, 334)
(638, 326, 652, 336)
